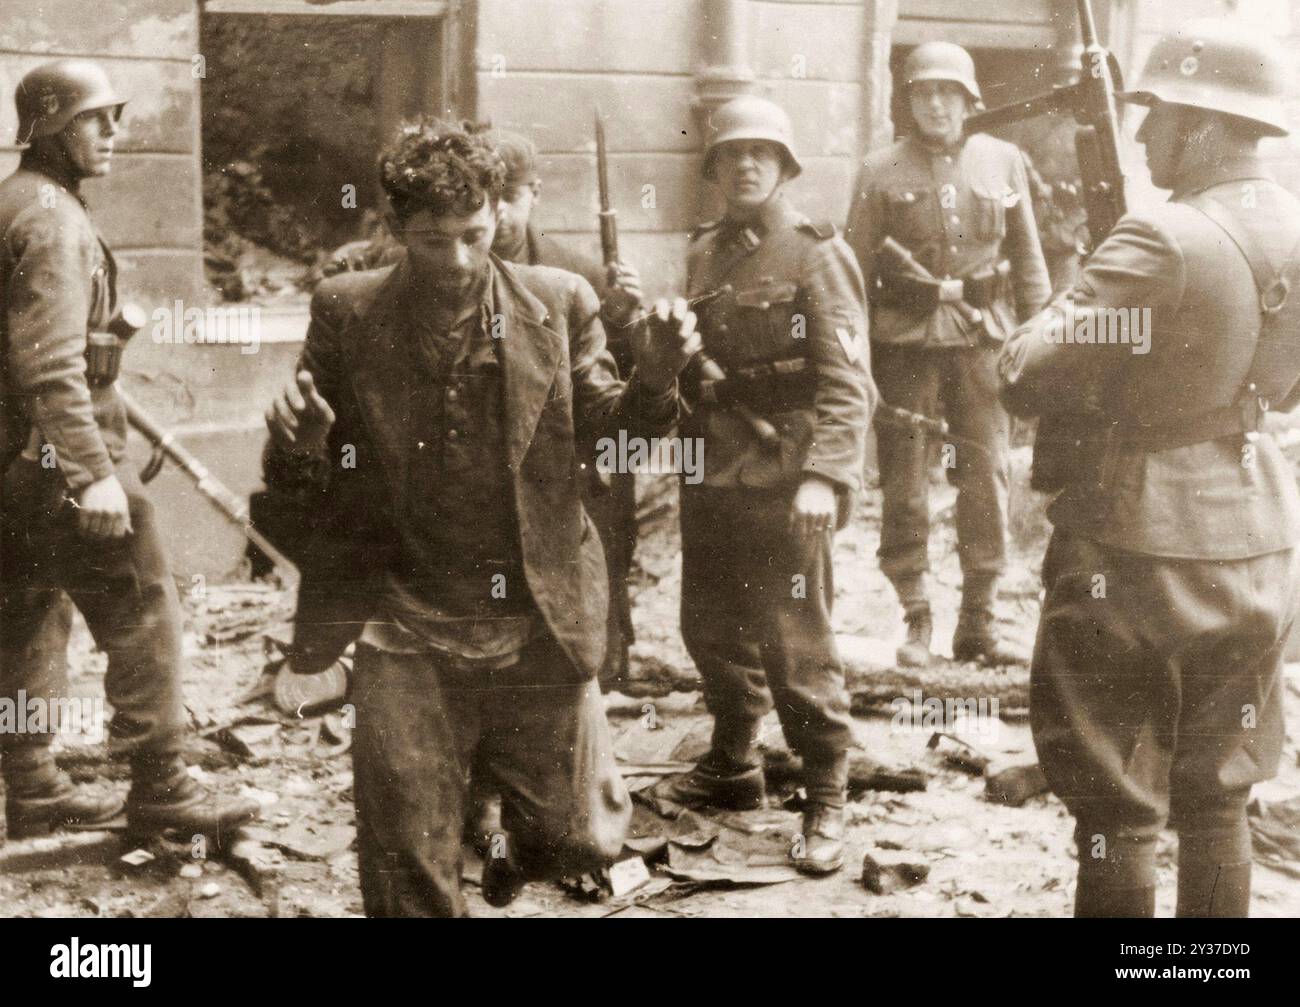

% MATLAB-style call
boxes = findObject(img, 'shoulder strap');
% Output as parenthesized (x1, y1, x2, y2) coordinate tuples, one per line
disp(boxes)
(1189, 192, 1296, 302)
(1188, 192, 1300, 408)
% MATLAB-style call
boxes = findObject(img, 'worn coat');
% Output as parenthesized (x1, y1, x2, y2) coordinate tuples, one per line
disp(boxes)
(284, 255, 676, 677)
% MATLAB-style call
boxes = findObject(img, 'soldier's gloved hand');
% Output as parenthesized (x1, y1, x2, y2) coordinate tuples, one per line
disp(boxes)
(77, 474, 132, 540)
(603, 261, 643, 327)
(633, 297, 701, 395)
(790, 476, 838, 542)
(267, 370, 336, 455)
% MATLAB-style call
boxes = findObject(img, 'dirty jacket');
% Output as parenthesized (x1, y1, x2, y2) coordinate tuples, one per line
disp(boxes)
(282, 255, 677, 676)
(0, 152, 122, 490)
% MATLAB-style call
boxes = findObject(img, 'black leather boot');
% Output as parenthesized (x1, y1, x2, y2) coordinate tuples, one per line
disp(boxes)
(793, 803, 845, 876)
(126, 751, 260, 842)
(896, 604, 934, 668)
(3, 746, 124, 840)
(1177, 828, 1253, 917)
(653, 753, 766, 810)
(1074, 881, 1157, 918)
(952, 608, 1028, 666)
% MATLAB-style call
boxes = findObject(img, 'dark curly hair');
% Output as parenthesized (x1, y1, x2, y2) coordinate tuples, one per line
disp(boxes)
(378, 118, 508, 223)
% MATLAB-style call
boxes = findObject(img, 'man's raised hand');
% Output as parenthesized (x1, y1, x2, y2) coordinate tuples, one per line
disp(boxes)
(267, 370, 335, 454)
(634, 297, 701, 395)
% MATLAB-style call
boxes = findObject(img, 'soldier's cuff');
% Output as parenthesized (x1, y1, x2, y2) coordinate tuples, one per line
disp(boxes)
(800, 463, 858, 496)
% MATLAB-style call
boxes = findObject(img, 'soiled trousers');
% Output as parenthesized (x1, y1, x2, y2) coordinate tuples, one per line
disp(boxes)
(350, 634, 630, 917)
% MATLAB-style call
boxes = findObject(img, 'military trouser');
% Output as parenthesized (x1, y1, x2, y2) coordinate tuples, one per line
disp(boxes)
(580, 469, 637, 689)
(350, 634, 631, 918)
(1031, 530, 1295, 899)
(679, 483, 852, 806)
(0, 458, 186, 761)
(872, 342, 1009, 609)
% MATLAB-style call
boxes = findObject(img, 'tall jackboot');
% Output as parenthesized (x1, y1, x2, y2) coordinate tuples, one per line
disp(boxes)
(3, 745, 124, 840)
(1177, 827, 1253, 918)
(126, 749, 260, 843)
(1073, 830, 1156, 917)
(1074, 881, 1157, 918)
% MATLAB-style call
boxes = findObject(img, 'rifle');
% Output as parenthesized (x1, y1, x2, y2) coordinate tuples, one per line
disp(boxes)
(962, 0, 1126, 489)
(963, 0, 1126, 253)
(595, 113, 780, 451)
(108, 305, 300, 584)
(595, 108, 619, 268)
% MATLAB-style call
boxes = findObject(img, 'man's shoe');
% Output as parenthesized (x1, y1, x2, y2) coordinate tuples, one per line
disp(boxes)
(463, 793, 503, 859)
(896, 604, 933, 668)
(952, 610, 1027, 667)
(653, 758, 766, 811)
(126, 757, 259, 841)
(5, 775, 124, 840)
(793, 803, 845, 876)
(481, 852, 527, 908)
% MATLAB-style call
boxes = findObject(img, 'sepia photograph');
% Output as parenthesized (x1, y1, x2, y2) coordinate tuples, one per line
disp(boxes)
(0, 0, 1298, 954)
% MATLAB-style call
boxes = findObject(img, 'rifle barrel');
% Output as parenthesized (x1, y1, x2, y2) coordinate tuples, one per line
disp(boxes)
(120, 388, 299, 583)
(1077, 0, 1099, 47)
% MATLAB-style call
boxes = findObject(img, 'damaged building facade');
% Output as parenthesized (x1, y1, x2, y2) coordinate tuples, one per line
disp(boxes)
(2, 0, 1298, 577)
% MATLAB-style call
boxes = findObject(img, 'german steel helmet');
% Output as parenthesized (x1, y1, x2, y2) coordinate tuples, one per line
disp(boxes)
(15, 59, 126, 145)
(903, 42, 982, 104)
(1118, 19, 1291, 137)
(702, 95, 802, 180)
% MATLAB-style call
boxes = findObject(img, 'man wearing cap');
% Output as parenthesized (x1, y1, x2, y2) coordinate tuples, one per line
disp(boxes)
(653, 95, 875, 876)
(0, 60, 259, 840)
(846, 42, 1051, 670)
(1000, 21, 1300, 917)
(489, 128, 643, 692)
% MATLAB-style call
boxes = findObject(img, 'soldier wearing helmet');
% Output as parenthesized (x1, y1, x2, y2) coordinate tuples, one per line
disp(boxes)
(846, 42, 1051, 671)
(0, 60, 258, 840)
(653, 95, 876, 876)
(999, 20, 1300, 917)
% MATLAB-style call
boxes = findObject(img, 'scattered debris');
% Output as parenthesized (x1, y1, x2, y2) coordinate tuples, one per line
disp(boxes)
(927, 732, 991, 775)
(609, 857, 652, 897)
(985, 763, 1050, 807)
(861, 852, 930, 895)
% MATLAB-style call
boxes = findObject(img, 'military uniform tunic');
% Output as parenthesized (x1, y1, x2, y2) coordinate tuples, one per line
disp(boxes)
(999, 155, 1300, 882)
(845, 133, 1051, 609)
(679, 194, 874, 800)
(0, 149, 186, 759)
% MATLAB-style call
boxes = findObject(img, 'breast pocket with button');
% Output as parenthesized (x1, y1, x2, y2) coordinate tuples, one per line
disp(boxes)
(969, 186, 1008, 243)
(885, 188, 940, 243)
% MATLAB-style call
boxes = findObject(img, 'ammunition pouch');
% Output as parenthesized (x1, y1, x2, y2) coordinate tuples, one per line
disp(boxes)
(697, 356, 814, 413)
(85, 331, 125, 387)
(875, 260, 1010, 311)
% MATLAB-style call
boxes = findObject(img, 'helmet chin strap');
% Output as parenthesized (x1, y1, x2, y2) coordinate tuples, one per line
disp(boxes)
(54, 128, 89, 182)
